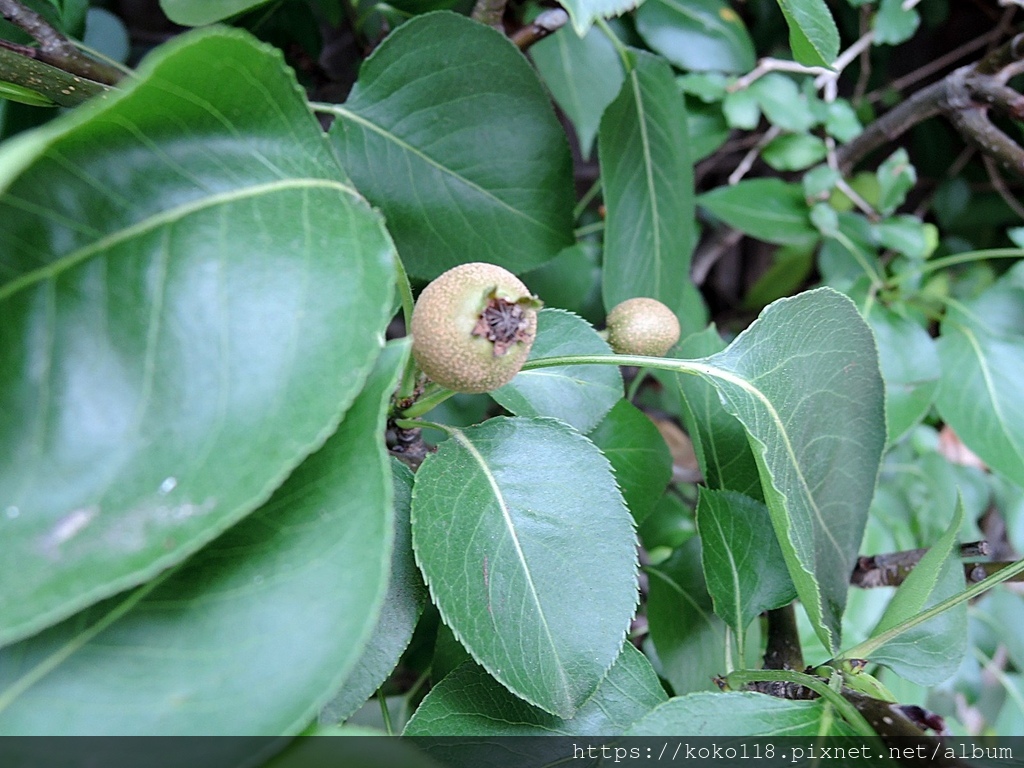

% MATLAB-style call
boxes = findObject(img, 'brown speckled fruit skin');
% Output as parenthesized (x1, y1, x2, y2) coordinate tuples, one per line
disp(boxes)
(606, 297, 681, 357)
(411, 262, 537, 394)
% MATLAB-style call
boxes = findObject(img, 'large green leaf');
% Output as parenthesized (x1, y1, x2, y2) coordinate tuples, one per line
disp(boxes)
(697, 179, 818, 248)
(492, 309, 622, 433)
(530, 24, 624, 160)
(690, 288, 885, 651)
(411, 416, 637, 718)
(627, 691, 859, 736)
(0, 29, 395, 648)
(936, 262, 1024, 488)
(775, 0, 839, 68)
(0, 343, 407, 735)
(868, 501, 967, 685)
(587, 399, 673, 524)
(599, 50, 695, 318)
(634, 0, 756, 74)
(645, 539, 727, 694)
(696, 489, 796, 638)
(319, 460, 427, 725)
(404, 643, 665, 735)
(159, 0, 271, 25)
(327, 12, 574, 279)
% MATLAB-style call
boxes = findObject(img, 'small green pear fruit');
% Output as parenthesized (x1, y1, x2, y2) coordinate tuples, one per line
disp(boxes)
(606, 297, 680, 357)
(411, 262, 540, 394)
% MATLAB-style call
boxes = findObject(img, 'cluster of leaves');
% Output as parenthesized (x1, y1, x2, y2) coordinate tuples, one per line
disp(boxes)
(1, 0, 1023, 750)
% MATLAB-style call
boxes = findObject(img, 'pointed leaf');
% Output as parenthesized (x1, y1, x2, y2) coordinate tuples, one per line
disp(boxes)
(698, 179, 818, 248)
(690, 288, 885, 651)
(696, 489, 796, 635)
(411, 416, 637, 717)
(936, 262, 1024, 488)
(776, 0, 839, 68)
(868, 501, 967, 685)
(587, 400, 672, 524)
(328, 12, 574, 279)
(0, 29, 395, 648)
(635, 0, 756, 74)
(530, 25, 624, 160)
(320, 460, 427, 725)
(404, 644, 665, 736)
(599, 50, 695, 318)
(492, 309, 622, 433)
(0, 343, 407, 735)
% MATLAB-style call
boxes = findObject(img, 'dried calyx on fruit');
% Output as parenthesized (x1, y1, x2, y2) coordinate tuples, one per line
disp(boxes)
(411, 262, 541, 394)
(605, 297, 681, 357)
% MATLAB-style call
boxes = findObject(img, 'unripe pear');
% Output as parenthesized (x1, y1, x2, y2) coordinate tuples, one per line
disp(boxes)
(606, 297, 680, 357)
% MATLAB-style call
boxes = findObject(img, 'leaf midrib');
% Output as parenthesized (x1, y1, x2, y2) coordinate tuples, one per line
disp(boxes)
(452, 427, 573, 708)
(0, 178, 359, 302)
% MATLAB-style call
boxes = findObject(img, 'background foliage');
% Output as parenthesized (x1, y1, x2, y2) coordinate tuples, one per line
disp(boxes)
(1, 0, 1024, 750)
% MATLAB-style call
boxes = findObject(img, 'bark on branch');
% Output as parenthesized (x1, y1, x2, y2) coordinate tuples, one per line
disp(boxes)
(0, 0, 122, 86)
(837, 32, 1024, 177)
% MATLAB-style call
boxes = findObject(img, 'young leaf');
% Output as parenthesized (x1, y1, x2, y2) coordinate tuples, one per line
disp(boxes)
(530, 25, 624, 160)
(0, 29, 395, 648)
(936, 262, 1024, 487)
(599, 50, 695, 318)
(697, 179, 819, 248)
(691, 288, 885, 651)
(328, 12, 574, 279)
(866, 500, 967, 685)
(492, 309, 622, 433)
(775, 0, 840, 68)
(411, 417, 638, 718)
(319, 460, 427, 725)
(587, 400, 673, 524)
(403, 644, 665, 736)
(696, 489, 796, 639)
(634, 0, 756, 74)
(0, 343, 408, 734)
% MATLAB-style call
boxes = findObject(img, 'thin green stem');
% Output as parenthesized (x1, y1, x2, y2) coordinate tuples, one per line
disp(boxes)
(522, 352, 700, 375)
(625, 369, 647, 401)
(595, 17, 632, 72)
(725, 669, 876, 737)
(838, 556, 1024, 661)
(378, 693, 394, 735)
(398, 385, 457, 419)
(886, 248, 1023, 288)
(574, 221, 605, 239)
(573, 177, 602, 221)
(393, 417, 451, 434)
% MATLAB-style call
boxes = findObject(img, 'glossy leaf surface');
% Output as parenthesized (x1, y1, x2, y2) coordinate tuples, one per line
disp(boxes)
(0, 29, 395, 647)
(0, 344, 406, 735)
